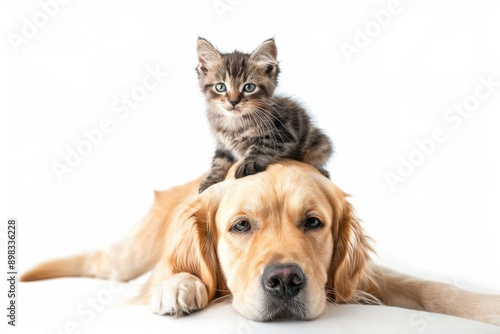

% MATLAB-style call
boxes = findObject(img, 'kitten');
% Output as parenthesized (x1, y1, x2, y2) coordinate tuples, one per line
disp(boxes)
(197, 38, 333, 193)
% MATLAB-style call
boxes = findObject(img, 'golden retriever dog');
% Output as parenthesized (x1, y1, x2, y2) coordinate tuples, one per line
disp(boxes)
(21, 160, 500, 325)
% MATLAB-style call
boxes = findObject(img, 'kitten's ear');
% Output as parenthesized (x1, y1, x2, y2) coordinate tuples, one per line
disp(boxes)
(250, 38, 278, 62)
(197, 37, 221, 75)
(250, 38, 278, 78)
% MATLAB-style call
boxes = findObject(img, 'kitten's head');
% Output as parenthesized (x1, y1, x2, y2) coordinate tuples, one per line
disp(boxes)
(196, 38, 280, 118)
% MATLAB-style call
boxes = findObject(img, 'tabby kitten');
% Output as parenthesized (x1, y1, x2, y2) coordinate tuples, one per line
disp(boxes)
(197, 38, 333, 193)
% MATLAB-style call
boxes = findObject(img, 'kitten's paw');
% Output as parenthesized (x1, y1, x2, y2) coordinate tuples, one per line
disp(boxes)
(150, 273, 208, 316)
(235, 160, 268, 178)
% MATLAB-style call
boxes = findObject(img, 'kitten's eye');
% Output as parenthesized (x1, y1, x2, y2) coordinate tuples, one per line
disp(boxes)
(215, 83, 227, 93)
(243, 83, 256, 93)
(232, 220, 251, 233)
(304, 217, 323, 230)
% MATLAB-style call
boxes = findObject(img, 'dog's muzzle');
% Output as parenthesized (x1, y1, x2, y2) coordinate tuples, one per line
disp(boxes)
(260, 263, 308, 320)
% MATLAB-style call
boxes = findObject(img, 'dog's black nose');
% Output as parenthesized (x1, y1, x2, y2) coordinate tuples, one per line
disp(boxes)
(262, 264, 305, 299)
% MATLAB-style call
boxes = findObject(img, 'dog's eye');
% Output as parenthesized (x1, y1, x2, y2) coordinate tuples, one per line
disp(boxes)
(304, 217, 323, 230)
(232, 220, 251, 233)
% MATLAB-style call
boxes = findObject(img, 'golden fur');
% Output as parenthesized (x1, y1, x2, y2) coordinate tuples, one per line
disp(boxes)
(21, 160, 500, 324)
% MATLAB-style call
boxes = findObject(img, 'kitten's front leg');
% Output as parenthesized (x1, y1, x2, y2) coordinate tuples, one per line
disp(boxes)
(199, 147, 236, 193)
(234, 158, 270, 178)
(234, 141, 288, 179)
(314, 165, 330, 179)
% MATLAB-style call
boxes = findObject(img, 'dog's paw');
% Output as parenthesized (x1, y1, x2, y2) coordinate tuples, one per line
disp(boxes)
(150, 273, 208, 316)
(235, 160, 268, 179)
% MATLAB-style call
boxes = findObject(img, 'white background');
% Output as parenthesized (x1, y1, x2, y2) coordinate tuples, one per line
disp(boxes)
(2, 0, 500, 332)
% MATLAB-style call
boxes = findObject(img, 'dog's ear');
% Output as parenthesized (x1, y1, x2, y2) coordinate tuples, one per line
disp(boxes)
(323, 182, 372, 302)
(167, 182, 226, 301)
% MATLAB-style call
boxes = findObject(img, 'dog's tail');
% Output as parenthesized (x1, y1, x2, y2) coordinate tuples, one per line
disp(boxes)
(20, 244, 157, 282)
(21, 217, 165, 283)
(20, 202, 170, 282)
(21, 252, 106, 281)
(21, 226, 164, 282)
(20, 176, 202, 283)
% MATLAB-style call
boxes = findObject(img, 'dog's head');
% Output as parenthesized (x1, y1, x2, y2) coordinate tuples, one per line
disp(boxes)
(169, 160, 371, 321)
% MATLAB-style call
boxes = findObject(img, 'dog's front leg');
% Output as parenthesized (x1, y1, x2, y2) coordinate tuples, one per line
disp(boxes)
(141, 181, 219, 317)
(144, 264, 209, 316)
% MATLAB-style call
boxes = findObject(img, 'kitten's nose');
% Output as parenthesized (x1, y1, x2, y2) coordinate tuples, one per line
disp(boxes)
(229, 98, 241, 107)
